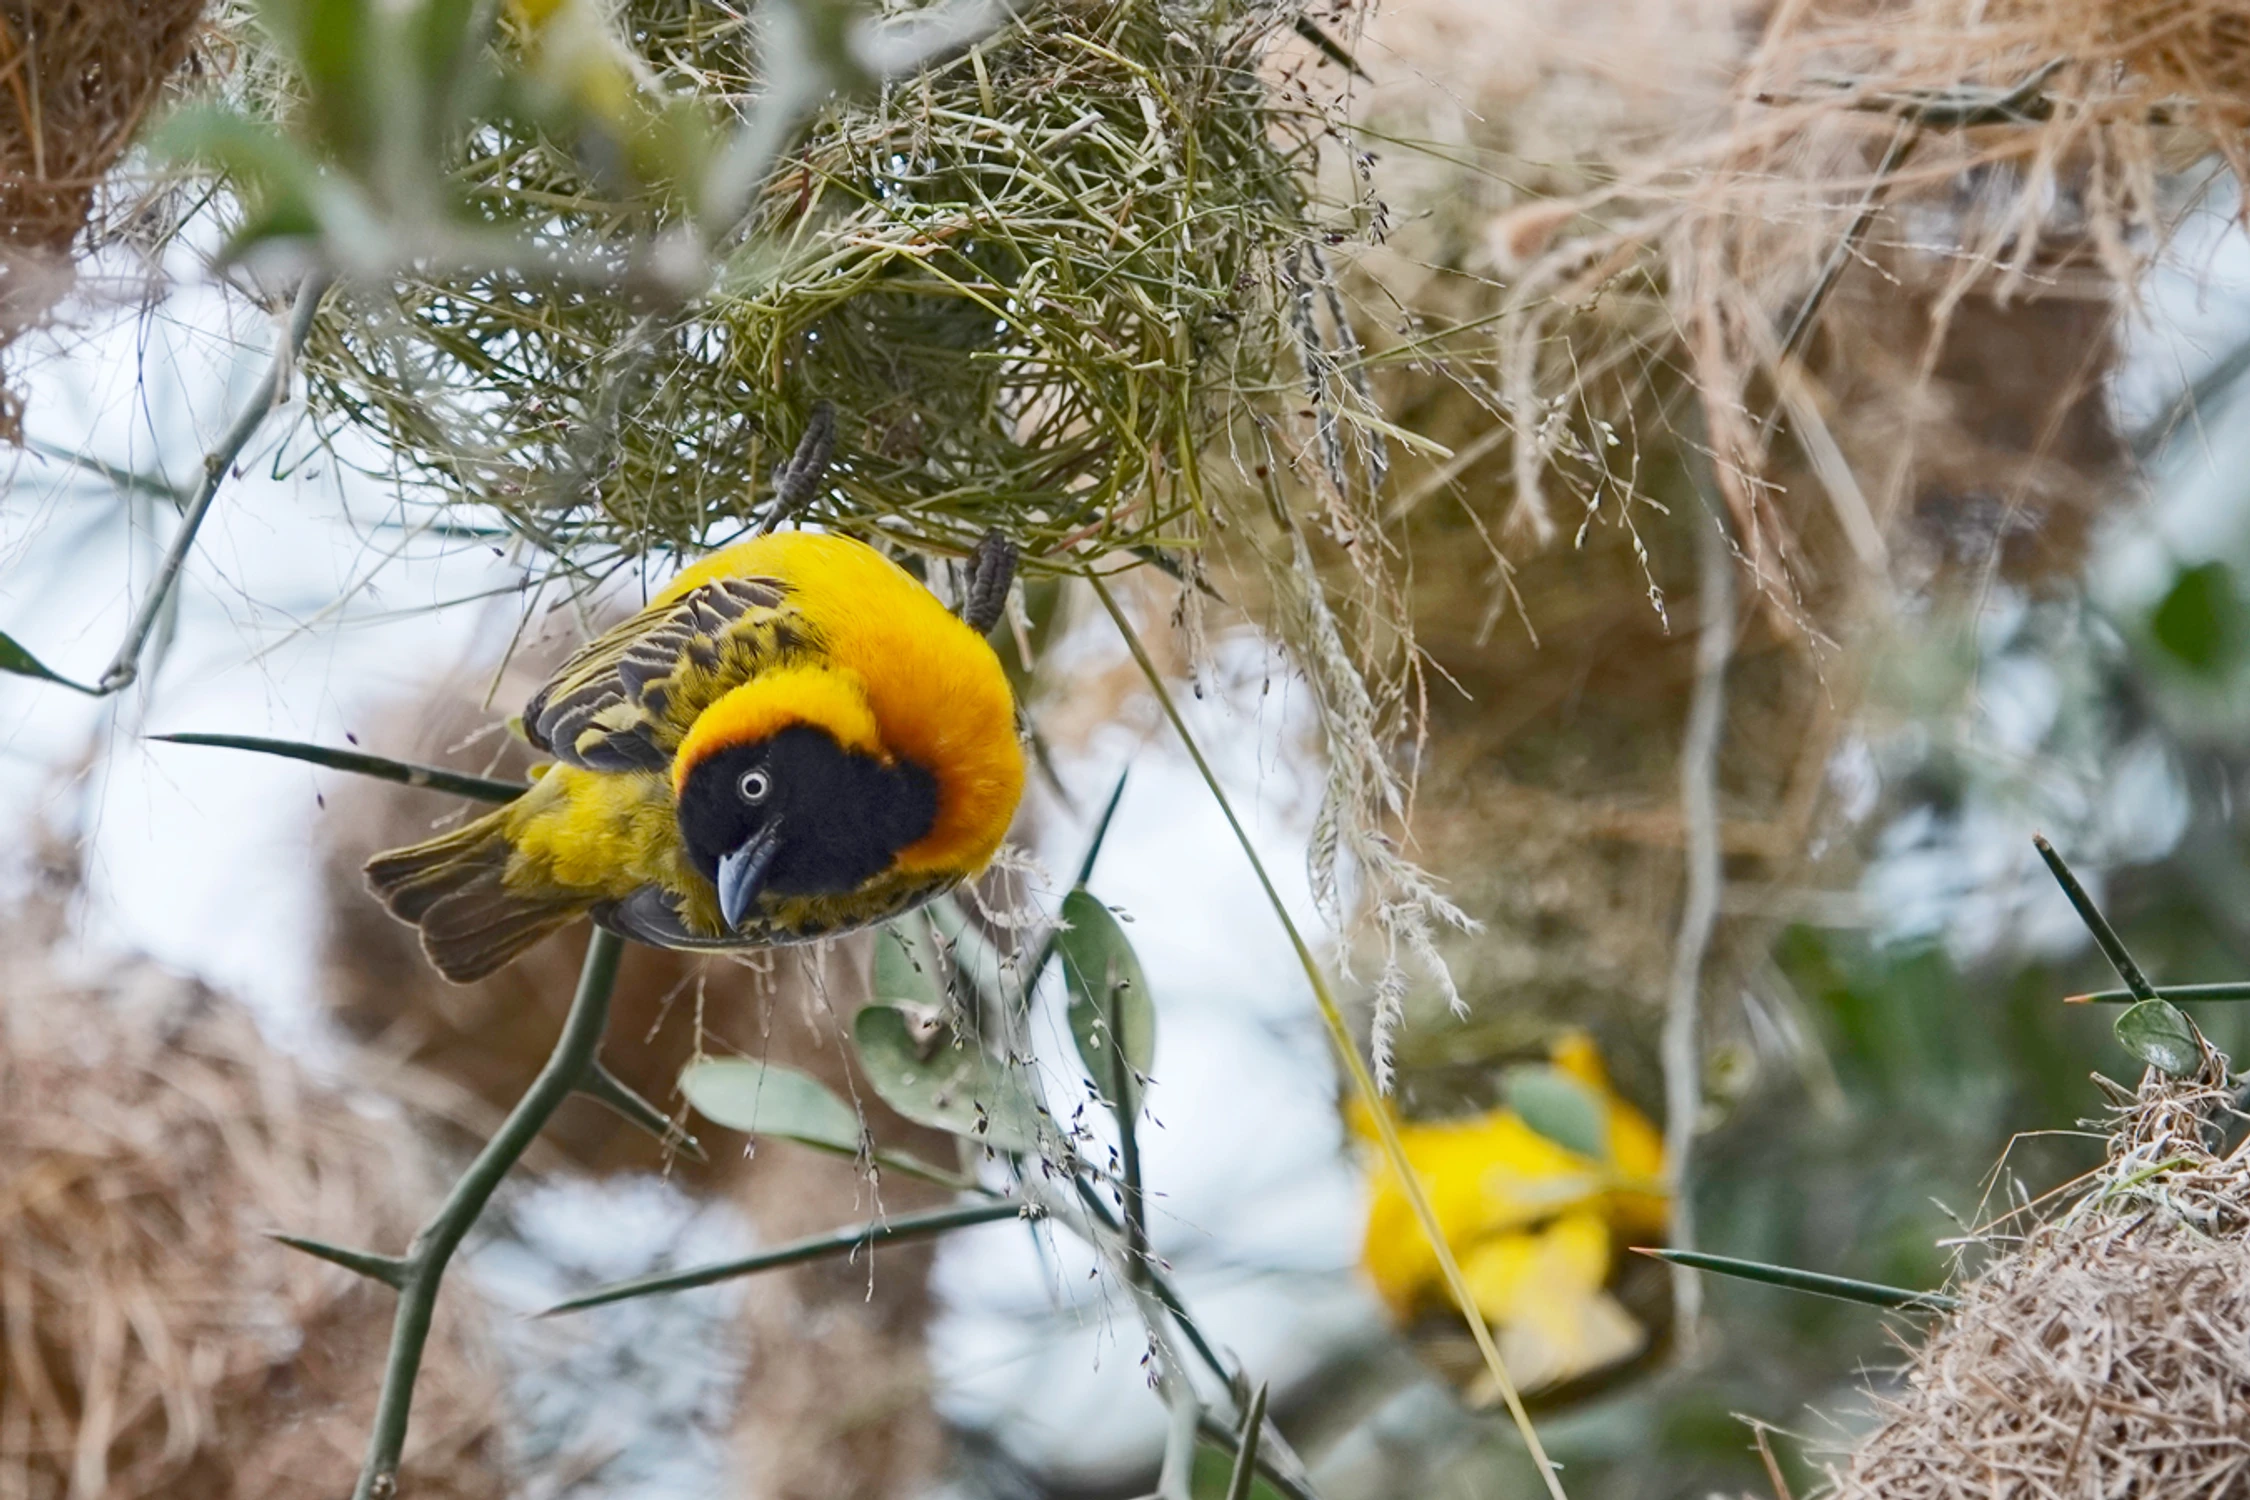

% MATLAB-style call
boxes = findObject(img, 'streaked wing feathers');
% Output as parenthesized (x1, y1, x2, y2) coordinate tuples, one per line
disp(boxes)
(525, 574, 797, 771)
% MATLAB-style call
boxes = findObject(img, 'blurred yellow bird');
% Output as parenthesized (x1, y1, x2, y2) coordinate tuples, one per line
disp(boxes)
(365, 518, 1025, 983)
(1352, 1032, 1669, 1396)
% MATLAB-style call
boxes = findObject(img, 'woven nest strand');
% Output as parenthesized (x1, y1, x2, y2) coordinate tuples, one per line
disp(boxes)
(303, 0, 1345, 573)
(1825, 1044, 2250, 1498)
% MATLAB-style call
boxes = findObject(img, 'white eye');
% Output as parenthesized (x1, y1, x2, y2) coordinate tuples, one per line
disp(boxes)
(737, 768, 773, 804)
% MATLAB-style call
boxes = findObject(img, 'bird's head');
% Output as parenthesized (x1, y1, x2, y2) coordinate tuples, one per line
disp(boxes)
(670, 665, 938, 931)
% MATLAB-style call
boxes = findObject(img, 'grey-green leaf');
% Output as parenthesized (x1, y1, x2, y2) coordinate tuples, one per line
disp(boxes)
(1503, 1064, 1610, 1160)
(0, 631, 91, 693)
(852, 1004, 1044, 1154)
(1057, 889, 1156, 1114)
(680, 1058, 862, 1154)
(2115, 998, 2200, 1077)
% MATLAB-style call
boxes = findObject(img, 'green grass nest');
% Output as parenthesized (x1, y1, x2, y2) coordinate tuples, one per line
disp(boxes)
(303, 0, 1340, 575)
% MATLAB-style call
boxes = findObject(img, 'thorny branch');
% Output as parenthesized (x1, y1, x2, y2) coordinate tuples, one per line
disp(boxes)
(349, 927, 625, 1500)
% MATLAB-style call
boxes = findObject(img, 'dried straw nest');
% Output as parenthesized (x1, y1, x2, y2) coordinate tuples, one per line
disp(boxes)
(0, 844, 510, 1499)
(0, 0, 207, 435)
(300, 0, 1349, 573)
(1824, 1040, 2250, 1497)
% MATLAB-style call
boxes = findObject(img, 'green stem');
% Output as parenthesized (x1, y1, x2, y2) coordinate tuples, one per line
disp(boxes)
(352, 928, 623, 1500)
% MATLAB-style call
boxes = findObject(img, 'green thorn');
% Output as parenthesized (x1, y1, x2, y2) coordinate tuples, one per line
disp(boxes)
(268, 1232, 412, 1289)
(578, 1057, 707, 1162)
(1633, 1247, 1958, 1312)
(1224, 1382, 1269, 1500)
(1011, 766, 1136, 1003)
(1074, 765, 1131, 890)
(2033, 835, 2158, 1002)
(538, 1198, 1026, 1316)
(151, 733, 530, 803)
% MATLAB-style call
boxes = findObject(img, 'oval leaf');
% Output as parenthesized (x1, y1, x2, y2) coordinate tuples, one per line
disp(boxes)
(2115, 998, 2199, 1077)
(681, 1058, 862, 1153)
(1503, 1065, 1610, 1160)
(1057, 890, 1156, 1114)
(853, 1003, 1044, 1154)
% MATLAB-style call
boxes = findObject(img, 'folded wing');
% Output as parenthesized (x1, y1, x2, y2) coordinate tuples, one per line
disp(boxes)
(523, 573, 804, 771)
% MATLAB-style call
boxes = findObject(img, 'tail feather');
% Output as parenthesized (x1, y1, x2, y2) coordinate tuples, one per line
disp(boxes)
(364, 810, 588, 983)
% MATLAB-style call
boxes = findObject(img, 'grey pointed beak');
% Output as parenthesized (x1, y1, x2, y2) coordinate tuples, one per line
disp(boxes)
(716, 822, 784, 932)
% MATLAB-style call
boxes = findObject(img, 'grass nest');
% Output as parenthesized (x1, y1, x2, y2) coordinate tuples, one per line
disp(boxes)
(301, 0, 1352, 575)
(1822, 1039, 2250, 1497)
(0, 842, 510, 1499)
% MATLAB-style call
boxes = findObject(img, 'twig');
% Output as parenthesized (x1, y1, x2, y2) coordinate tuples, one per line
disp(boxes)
(1088, 575, 1571, 1500)
(339, 928, 625, 1500)
(98, 272, 333, 695)
(1661, 496, 1735, 1353)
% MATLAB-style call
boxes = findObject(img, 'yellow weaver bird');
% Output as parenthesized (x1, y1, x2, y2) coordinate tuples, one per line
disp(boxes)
(1353, 1032, 1669, 1398)
(366, 434, 1024, 983)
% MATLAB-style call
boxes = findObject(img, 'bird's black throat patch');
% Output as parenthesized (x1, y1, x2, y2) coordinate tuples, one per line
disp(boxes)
(677, 725, 939, 900)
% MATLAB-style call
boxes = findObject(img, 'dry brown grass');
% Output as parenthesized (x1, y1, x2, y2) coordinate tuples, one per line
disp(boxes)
(1823, 1041, 2250, 1497)
(0, 840, 510, 1500)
